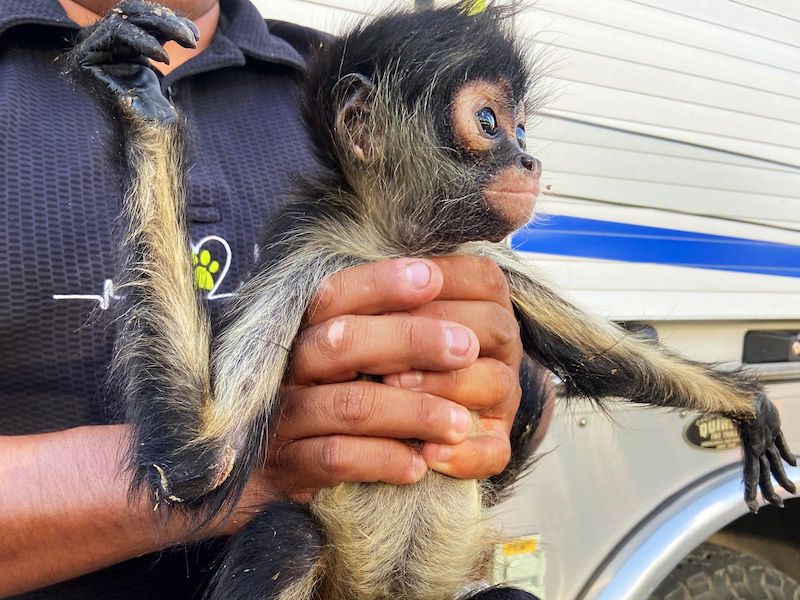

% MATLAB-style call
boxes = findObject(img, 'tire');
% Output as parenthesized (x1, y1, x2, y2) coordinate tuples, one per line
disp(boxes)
(650, 542, 800, 600)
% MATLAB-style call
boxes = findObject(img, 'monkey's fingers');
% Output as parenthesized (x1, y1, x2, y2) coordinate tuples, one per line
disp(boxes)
(743, 452, 759, 513)
(767, 446, 796, 494)
(80, 23, 170, 65)
(776, 431, 798, 467)
(119, 2, 199, 49)
(758, 455, 784, 508)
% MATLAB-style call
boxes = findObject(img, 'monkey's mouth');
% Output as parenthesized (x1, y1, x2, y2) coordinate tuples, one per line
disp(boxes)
(484, 178, 541, 227)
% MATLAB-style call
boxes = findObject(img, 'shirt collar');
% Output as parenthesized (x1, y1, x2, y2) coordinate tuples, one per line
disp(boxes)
(0, 0, 306, 72)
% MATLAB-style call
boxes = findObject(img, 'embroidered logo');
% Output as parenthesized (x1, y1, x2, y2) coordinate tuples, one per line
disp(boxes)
(193, 249, 220, 291)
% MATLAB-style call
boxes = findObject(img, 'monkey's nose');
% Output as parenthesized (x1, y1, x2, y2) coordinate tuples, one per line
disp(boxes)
(516, 153, 541, 173)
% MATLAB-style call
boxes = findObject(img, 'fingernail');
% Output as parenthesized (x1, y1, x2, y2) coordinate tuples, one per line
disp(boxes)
(451, 407, 471, 433)
(405, 261, 431, 289)
(398, 370, 423, 389)
(445, 327, 471, 356)
(413, 453, 428, 477)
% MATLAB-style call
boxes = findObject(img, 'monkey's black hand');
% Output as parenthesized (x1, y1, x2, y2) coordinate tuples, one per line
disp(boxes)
(737, 392, 797, 513)
(64, 0, 198, 122)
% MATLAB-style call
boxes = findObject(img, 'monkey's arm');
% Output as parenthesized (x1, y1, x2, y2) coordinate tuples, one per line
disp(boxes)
(471, 243, 796, 511)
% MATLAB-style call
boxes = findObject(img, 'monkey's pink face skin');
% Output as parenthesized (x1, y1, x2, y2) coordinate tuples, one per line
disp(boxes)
(452, 80, 541, 231)
(483, 166, 541, 230)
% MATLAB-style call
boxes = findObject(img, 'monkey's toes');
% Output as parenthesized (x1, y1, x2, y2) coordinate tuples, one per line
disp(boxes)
(150, 445, 236, 504)
(112, 1, 198, 49)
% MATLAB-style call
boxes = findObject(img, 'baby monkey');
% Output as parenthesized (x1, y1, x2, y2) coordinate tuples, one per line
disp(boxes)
(64, 2, 796, 599)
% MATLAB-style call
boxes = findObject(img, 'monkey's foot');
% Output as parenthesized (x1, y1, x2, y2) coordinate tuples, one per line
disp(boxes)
(64, 0, 198, 122)
(737, 392, 797, 512)
(148, 444, 236, 505)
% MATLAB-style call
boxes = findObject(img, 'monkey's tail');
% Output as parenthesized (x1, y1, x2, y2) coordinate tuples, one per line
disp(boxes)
(474, 244, 758, 418)
(111, 116, 232, 508)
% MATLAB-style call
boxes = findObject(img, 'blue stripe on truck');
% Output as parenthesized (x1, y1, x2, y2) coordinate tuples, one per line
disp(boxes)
(512, 214, 800, 278)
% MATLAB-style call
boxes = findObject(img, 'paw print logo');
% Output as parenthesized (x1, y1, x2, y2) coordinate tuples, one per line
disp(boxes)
(193, 249, 220, 291)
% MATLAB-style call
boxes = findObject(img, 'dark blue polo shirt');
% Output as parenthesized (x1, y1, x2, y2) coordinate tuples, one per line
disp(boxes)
(0, 1, 319, 597)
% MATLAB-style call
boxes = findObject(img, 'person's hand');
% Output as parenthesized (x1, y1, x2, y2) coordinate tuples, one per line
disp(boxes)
(227, 256, 522, 527)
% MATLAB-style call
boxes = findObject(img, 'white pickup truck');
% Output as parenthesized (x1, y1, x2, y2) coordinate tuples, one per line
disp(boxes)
(494, 245, 800, 599)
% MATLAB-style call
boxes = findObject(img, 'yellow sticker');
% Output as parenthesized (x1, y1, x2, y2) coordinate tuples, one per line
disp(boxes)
(493, 535, 545, 598)
(503, 538, 537, 557)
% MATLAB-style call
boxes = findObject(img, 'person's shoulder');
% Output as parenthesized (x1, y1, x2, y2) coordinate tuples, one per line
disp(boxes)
(265, 20, 335, 60)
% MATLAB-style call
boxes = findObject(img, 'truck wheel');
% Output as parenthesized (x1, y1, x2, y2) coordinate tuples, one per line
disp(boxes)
(650, 542, 800, 600)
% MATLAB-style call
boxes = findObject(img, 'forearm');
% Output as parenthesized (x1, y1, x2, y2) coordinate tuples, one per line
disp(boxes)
(0, 425, 185, 597)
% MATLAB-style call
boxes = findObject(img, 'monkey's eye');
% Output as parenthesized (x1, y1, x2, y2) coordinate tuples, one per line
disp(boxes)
(476, 107, 498, 137)
(516, 125, 526, 150)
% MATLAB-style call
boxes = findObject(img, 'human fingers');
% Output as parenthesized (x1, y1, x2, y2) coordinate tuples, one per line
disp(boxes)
(290, 315, 479, 384)
(268, 436, 427, 495)
(406, 300, 522, 366)
(383, 358, 520, 420)
(429, 255, 513, 312)
(274, 381, 472, 446)
(421, 429, 512, 480)
(307, 258, 443, 326)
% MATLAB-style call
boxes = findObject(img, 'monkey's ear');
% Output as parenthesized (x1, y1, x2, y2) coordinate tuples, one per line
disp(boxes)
(333, 73, 375, 163)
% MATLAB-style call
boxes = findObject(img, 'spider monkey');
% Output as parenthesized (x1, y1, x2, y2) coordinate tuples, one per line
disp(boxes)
(63, 2, 797, 599)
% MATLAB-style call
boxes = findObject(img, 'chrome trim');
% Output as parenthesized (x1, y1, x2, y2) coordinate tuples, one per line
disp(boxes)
(744, 362, 800, 382)
(580, 462, 800, 600)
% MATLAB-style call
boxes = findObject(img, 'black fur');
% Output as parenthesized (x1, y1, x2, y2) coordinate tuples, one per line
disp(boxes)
(208, 502, 324, 600)
(487, 355, 550, 505)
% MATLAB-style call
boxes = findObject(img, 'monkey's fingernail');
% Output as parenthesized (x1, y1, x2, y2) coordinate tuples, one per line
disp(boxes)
(405, 261, 431, 289)
(398, 370, 423, 389)
(445, 327, 471, 356)
(451, 407, 471, 433)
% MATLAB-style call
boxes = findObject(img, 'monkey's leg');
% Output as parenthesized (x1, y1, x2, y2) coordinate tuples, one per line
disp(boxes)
(206, 503, 323, 600)
(470, 243, 796, 511)
(63, 2, 238, 506)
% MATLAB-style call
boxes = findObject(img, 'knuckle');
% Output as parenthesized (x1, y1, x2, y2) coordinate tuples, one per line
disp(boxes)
(381, 443, 410, 480)
(312, 278, 336, 316)
(416, 394, 442, 431)
(367, 262, 383, 297)
(490, 306, 519, 348)
(449, 368, 464, 392)
(493, 364, 519, 402)
(477, 258, 509, 299)
(315, 316, 352, 360)
(397, 315, 421, 352)
(333, 383, 375, 427)
(268, 440, 291, 472)
(319, 437, 349, 479)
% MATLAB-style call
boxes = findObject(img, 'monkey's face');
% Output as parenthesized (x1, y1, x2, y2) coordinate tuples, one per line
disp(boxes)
(451, 80, 541, 237)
